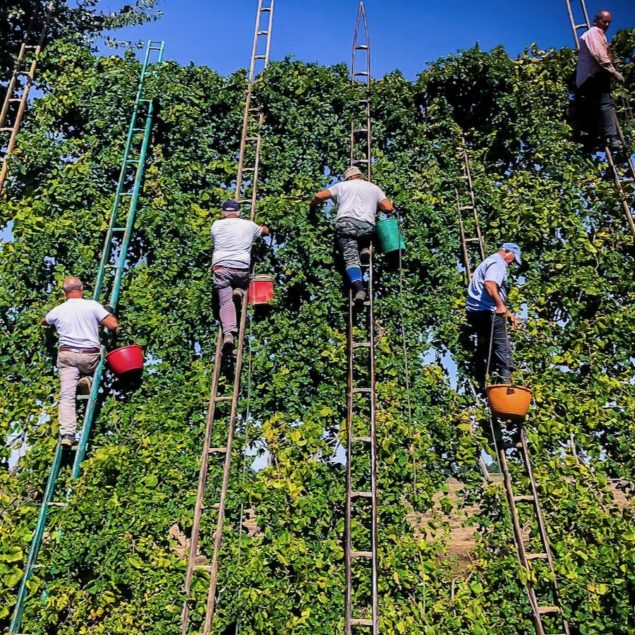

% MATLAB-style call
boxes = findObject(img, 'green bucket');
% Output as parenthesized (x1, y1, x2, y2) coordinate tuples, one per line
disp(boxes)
(376, 217, 405, 254)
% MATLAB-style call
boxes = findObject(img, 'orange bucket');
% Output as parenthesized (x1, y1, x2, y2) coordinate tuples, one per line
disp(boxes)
(486, 384, 532, 420)
(248, 274, 274, 305)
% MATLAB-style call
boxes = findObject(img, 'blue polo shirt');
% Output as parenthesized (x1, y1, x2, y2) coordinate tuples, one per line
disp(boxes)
(467, 253, 509, 312)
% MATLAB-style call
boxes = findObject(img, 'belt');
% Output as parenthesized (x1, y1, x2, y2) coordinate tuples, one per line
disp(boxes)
(59, 347, 100, 354)
(212, 266, 249, 272)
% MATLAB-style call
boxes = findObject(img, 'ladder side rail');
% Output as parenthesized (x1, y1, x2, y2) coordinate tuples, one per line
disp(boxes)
(180, 328, 225, 633)
(203, 296, 250, 634)
(461, 145, 486, 261)
(109, 98, 156, 310)
(368, 253, 379, 632)
(494, 422, 546, 635)
(0, 47, 26, 125)
(9, 445, 64, 634)
(605, 151, 635, 238)
(344, 291, 355, 634)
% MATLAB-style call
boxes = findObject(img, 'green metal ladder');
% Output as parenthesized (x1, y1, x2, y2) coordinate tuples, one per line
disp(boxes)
(9, 40, 165, 634)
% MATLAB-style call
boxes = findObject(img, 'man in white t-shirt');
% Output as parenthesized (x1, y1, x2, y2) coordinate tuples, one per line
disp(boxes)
(310, 166, 394, 306)
(42, 276, 118, 446)
(211, 200, 269, 352)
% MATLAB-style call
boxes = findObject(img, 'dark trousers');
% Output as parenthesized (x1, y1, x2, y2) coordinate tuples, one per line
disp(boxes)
(465, 311, 514, 385)
(577, 72, 618, 140)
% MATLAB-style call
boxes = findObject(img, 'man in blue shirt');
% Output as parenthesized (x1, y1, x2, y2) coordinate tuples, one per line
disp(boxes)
(465, 243, 521, 386)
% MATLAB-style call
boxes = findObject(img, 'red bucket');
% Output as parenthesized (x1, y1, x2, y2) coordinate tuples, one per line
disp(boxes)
(248, 274, 274, 305)
(106, 344, 144, 376)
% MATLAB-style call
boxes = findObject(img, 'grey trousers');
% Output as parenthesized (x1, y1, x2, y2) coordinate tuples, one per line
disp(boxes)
(335, 217, 375, 269)
(57, 350, 100, 436)
(213, 267, 250, 335)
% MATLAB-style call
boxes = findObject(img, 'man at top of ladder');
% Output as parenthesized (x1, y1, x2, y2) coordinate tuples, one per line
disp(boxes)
(310, 166, 394, 307)
(464, 244, 521, 389)
(576, 9, 625, 150)
(41, 276, 118, 447)
(211, 200, 269, 353)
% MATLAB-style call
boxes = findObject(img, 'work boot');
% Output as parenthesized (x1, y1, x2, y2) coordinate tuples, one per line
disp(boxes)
(232, 288, 245, 302)
(353, 289, 366, 308)
(60, 434, 76, 447)
(360, 246, 372, 264)
(77, 376, 92, 395)
(606, 135, 623, 151)
(222, 333, 235, 353)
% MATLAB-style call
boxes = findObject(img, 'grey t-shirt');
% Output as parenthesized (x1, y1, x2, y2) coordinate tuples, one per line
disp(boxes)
(45, 298, 109, 348)
(328, 179, 387, 225)
(211, 217, 263, 269)
(466, 253, 509, 312)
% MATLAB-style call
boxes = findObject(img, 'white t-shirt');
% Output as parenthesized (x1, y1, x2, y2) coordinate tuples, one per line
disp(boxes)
(328, 179, 387, 225)
(211, 217, 263, 269)
(45, 298, 109, 348)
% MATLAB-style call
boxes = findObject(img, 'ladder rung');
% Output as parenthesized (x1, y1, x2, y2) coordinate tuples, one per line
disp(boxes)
(350, 618, 373, 627)
(352, 342, 371, 349)
(350, 491, 372, 499)
(47, 501, 67, 507)
(354, 71, 369, 76)
(464, 237, 481, 242)
(215, 396, 232, 402)
(353, 128, 368, 134)
(8, 98, 22, 103)
(355, 45, 369, 50)
(126, 158, 140, 164)
(575, 22, 588, 30)
(245, 136, 259, 142)
(194, 564, 212, 571)
(112, 227, 126, 232)
(241, 167, 256, 172)
(352, 388, 372, 394)
(351, 550, 373, 559)
(257, 30, 269, 36)
(526, 553, 548, 561)
(513, 495, 534, 502)
(254, 55, 266, 60)
(358, 99, 369, 104)
(459, 205, 474, 211)
(23, 45, 39, 50)
(0, 127, 14, 132)
(351, 436, 371, 443)
(15, 70, 33, 78)
(537, 606, 560, 615)
(208, 447, 227, 454)
(353, 159, 369, 164)
(261, 7, 272, 11)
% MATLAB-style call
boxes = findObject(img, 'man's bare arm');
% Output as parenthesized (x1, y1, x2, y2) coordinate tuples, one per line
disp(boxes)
(310, 189, 332, 211)
(101, 315, 119, 330)
(41, 318, 50, 326)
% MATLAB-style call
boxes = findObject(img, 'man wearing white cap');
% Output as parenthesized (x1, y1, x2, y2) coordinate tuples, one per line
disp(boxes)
(310, 166, 394, 306)
(211, 200, 269, 352)
(465, 243, 521, 386)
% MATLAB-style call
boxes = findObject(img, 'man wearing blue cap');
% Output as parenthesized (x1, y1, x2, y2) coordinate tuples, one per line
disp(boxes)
(211, 201, 269, 352)
(465, 243, 521, 386)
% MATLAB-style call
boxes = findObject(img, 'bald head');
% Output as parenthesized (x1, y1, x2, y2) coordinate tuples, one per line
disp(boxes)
(593, 10, 612, 32)
(62, 276, 84, 297)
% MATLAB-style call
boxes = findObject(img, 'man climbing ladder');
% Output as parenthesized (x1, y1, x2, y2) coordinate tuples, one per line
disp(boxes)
(575, 9, 625, 149)
(310, 165, 394, 306)
(465, 243, 521, 388)
(41, 276, 118, 446)
(211, 200, 269, 353)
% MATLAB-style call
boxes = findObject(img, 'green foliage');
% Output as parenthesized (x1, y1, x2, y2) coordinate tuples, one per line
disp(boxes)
(1, 30, 634, 634)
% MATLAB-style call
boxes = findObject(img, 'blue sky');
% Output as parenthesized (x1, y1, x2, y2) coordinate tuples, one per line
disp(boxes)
(106, 0, 635, 78)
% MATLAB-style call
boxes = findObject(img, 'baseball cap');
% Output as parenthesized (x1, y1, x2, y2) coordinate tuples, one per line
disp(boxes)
(221, 200, 241, 213)
(502, 242, 522, 264)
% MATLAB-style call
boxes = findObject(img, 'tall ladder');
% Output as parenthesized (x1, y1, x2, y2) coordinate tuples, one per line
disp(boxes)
(564, 0, 635, 238)
(0, 1, 53, 196)
(345, 3, 379, 633)
(492, 425, 571, 635)
(456, 137, 486, 282)
(9, 41, 165, 635)
(179, 3, 274, 633)
(456, 138, 569, 633)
